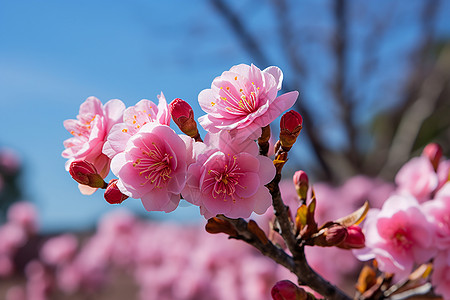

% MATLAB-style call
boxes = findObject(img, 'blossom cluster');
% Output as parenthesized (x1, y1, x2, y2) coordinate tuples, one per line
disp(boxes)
(355, 144, 450, 299)
(1, 203, 299, 300)
(62, 64, 299, 219)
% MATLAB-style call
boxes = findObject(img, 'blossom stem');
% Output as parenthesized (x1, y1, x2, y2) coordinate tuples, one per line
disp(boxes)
(268, 173, 351, 300)
(258, 125, 271, 156)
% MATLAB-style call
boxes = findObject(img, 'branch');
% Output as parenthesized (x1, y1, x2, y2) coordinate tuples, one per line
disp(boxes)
(267, 170, 351, 300)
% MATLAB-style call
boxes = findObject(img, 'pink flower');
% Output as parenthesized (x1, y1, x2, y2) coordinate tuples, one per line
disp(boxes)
(395, 156, 438, 202)
(437, 159, 450, 191)
(40, 234, 78, 266)
(63, 97, 125, 194)
(431, 250, 450, 300)
(7, 201, 38, 234)
(354, 194, 436, 279)
(198, 64, 299, 141)
(110, 123, 189, 212)
(182, 131, 275, 219)
(102, 93, 170, 159)
(422, 183, 450, 250)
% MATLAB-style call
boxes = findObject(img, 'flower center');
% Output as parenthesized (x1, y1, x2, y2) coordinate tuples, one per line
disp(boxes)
(216, 82, 260, 115)
(70, 115, 96, 138)
(203, 155, 245, 202)
(133, 142, 172, 188)
(391, 228, 412, 251)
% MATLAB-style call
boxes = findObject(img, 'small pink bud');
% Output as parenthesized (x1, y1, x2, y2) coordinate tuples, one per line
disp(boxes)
(325, 224, 348, 246)
(312, 224, 348, 247)
(280, 110, 303, 149)
(104, 179, 128, 204)
(69, 160, 106, 189)
(293, 170, 309, 201)
(271, 280, 308, 300)
(422, 143, 442, 171)
(169, 98, 200, 139)
(338, 225, 365, 249)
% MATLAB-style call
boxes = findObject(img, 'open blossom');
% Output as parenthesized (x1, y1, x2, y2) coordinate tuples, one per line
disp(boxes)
(103, 93, 170, 159)
(198, 64, 299, 141)
(354, 194, 436, 279)
(422, 183, 450, 250)
(182, 131, 275, 219)
(431, 250, 450, 300)
(110, 122, 189, 212)
(395, 156, 438, 202)
(62, 97, 125, 193)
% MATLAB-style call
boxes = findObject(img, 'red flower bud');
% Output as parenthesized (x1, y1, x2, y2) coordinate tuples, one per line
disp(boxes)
(325, 224, 348, 246)
(104, 179, 128, 204)
(69, 160, 106, 188)
(422, 143, 442, 171)
(312, 224, 348, 247)
(169, 98, 200, 139)
(338, 225, 365, 249)
(293, 170, 309, 201)
(280, 110, 303, 149)
(271, 280, 308, 300)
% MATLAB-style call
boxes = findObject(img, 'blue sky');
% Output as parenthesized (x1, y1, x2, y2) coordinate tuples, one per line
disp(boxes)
(1, 0, 449, 233)
(0, 0, 263, 232)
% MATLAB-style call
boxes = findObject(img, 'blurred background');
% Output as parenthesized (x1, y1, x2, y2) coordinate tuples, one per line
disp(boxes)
(1, 0, 450, 299)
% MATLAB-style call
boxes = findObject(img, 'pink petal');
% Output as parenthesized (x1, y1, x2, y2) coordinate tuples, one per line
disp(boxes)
(234, 172, 260, 198)
(251, 186, 272, 215)
(141, 188, 172, 212)
(256, 155, 276, 184)
(254, 91, 299, 127)
(263, 66, 283, 90)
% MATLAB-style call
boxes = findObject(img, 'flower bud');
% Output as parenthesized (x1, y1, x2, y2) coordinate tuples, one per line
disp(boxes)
(69, 160, 107, 189)
(271, 280, 309, 300)
(104, 179, 128, 204)
(293, 170, 309, 201)
(313, 224, 348, 247)
(338, 225, 365, 249)
(169, 98, 200, 140)
(422, 143, 442, 171)
(279, 110, 303, 149)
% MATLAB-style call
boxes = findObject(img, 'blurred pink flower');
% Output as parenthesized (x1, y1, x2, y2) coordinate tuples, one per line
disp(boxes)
(182, 131, 275, 218)
(355, 194, 436, 279)
(422, 182, 450, 250)
(198, 64, 298, 141)
(7, 201, 38, 234)
(0, 255, 14, 277)
(431, 250, 450, 300)
(62, 96, 125, 194)
(0, 148, 21, 176)
(103, 94, 170, 159)
(5, 286, 26, 300)
(395, 156, 438, 202)
(40, 234, 78, 266)
(437, 159, 450, 191)
(0, 223, 27, 255)
(110, 123, 188, 212)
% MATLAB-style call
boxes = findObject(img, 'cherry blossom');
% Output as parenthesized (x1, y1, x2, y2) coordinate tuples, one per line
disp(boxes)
(395, 156, 438, 202)
(431, 250, 450, 300)
(355, 194, 436, 279)
(103, 93, 170, 159)
(422, 183, 450, 250)
(110, 122, 189, 212)
(198, 64, 298, 141)
(62, 96, 125, 194)
(182, 131, 275, 218)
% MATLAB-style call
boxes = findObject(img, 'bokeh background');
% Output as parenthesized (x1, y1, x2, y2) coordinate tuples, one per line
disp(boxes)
(1, 0, 450, 299)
